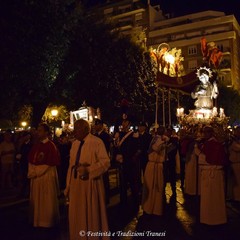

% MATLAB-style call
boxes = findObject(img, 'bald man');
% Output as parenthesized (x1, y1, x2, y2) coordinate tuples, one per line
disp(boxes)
(65, 119, 110, 240)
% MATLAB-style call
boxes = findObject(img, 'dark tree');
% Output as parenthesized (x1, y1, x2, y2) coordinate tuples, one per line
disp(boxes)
(218, 84, 240, 124)
(0, 0, 155, 127)
(0, 0, 81, 127)
(55, 18, 155, 123)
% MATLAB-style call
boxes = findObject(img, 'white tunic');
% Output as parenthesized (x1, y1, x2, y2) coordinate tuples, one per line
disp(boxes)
(65, 134, 110, 240)
(184, 152, 201, 195)
(0, 141, 15, 164)
(28, 164, 60, 227)
(142, 135, 168, 216)
(198, 153, 227, 225)
(228, 140, 240, 201)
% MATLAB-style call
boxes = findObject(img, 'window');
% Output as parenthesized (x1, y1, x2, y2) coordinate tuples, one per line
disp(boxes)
(118, 16, 132, 27)
(188, 45, 197, 55)
(104, 8, 113, 15)
(118, 4, 131, 13)
(119, 16, 132, 22)
(188, 60, 198, 71)
(218, 75, 225, 82)
(135, 13, 142, 21)
(217, 44, 224, 52)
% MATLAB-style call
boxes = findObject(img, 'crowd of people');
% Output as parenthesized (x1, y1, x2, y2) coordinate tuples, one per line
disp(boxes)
(1, 117, 240, 239)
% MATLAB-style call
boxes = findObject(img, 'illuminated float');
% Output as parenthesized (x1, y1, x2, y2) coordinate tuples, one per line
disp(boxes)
(68, 101, 101, 130)
(176, 67, 229, 140)
(151, 37, 229, 139)
(176, 37, 229, 141)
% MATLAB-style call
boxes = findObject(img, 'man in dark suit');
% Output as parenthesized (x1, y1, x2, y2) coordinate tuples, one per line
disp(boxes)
(165, 128, 179, 197)
(137, 121, 152, 176)
(115, 118, 140, 213)
(94, 119, 112, 204)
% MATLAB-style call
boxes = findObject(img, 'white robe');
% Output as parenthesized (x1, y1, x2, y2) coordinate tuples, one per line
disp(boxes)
(28, 164, 60, 227)
(228, 140, 240, 201)
(184, 153, 201, 195)
(198, 153, 227, 225)
(142, 135, 168, 216)
(65, 134, 110, 240)
(142, 161, 164, 215)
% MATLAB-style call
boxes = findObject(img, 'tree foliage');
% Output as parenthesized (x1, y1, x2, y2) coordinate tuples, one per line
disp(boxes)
(1, 0, 155, 127)
(0, 0, 82, 126)
(55, 16, 155, 123)
(218, 84, 240, 124)
(42, 105, 70, 124)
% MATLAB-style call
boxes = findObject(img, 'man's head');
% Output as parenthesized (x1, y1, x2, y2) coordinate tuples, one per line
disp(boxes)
(203, 126, 214, 140)
(37, 123, 50, 141)
(121, 119, 131, 132)
(157, 126, 166, 136)
(74, 119, 90, 141)
(3, 129, 12, 142)
(60, 132, 68, 144)
(165, 128, 173, 137)
(94, 119, 104, 132)
(138, 121, 148, 134)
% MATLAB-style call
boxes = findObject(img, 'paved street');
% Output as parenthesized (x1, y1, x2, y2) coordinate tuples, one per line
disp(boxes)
(1, 172, 240, 240)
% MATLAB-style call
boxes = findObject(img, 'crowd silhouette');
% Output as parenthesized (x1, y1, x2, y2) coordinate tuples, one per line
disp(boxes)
(1, 116, 240, 239)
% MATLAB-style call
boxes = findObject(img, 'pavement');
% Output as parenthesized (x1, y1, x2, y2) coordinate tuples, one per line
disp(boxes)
(1, 170, 240, 240)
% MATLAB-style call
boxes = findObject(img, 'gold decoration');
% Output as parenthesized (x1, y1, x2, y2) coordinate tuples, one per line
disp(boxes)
(196, 66, 213, 78)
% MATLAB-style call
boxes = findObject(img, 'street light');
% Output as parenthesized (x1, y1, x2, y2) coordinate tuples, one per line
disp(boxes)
(51, 109, 58, 139)
(21, 121, 27, 130)
(51, 109, 58, 118)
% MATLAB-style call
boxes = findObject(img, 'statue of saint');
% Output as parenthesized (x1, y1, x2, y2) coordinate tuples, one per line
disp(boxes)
(191, 67, 218, 109)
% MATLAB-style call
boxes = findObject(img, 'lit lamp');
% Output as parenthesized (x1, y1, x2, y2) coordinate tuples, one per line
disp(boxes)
(21, 121, 27, 129)
(51, 109, 58, 118)
(165, 53, 175, 65)
(219, 108, 225, 118)
(51, 109, 58, 138)
(176, 108, 184, 117)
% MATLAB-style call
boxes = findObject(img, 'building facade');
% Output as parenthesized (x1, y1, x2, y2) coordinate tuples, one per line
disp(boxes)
(92, 1, 240, 91)
(91, 0, 165, 49)
(149, 10, 240, 90)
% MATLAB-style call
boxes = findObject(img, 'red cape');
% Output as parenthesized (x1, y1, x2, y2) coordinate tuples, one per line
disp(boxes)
(202, 138, 228, 166)
(28, 140, 60, 166)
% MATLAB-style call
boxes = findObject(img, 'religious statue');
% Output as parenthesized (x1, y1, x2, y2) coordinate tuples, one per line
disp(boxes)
(191, 67, 218, 109)
(201, 37, 223, 68)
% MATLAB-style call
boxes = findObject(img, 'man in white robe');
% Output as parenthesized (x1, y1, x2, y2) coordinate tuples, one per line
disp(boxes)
(65, 119, 110, 240)
(195, 126, 227, 225)
(28, 123, 60, 228)
(142, 126, 168, 216)
(228, 126, 240, 201)
(184, 151, 198, 195)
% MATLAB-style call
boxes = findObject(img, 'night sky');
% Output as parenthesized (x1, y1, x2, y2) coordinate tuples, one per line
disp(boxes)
(87, 0, 240, 22)
(156, 0, 240, 22)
